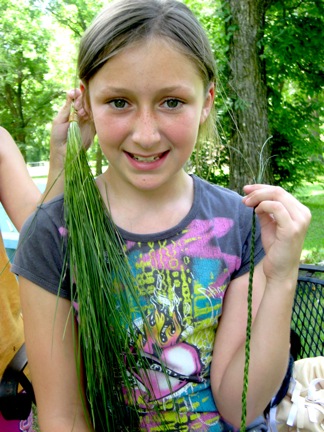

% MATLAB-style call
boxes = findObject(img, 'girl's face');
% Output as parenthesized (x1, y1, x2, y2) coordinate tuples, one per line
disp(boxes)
(86, 37, 214, 193)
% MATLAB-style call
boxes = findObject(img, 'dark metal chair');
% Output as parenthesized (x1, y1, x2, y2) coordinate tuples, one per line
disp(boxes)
(291, 264, 324, 359)
(0, 344, 35, 420)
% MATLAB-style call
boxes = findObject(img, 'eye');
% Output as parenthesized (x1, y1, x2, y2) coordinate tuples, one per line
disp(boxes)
(163, 98, 183, 109)
(109, 99, 128, 109)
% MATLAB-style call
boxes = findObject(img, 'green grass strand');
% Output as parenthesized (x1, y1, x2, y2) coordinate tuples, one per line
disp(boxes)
(240, 209, 256, 431)
(64, 117, 176, 431)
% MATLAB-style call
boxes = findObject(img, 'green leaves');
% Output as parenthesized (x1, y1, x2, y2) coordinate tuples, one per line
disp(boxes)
(264, 0, 324, 190)
(0, 0, 63, 161)
(0, 0, 322, 190)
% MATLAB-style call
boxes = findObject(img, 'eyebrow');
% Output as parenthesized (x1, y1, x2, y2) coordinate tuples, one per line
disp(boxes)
(97, 84, 194, 95)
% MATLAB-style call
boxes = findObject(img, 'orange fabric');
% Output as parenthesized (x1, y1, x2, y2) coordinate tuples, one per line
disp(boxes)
(0, 234, 24, 378)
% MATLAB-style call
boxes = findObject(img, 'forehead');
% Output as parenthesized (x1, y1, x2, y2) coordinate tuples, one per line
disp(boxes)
(89, 37, 204, 89)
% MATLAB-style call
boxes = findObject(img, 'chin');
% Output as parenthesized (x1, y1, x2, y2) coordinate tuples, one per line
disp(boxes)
(129, 174, 168, 191)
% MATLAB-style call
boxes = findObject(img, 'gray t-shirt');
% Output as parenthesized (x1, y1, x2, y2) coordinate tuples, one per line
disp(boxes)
(12, 175, 264, 430)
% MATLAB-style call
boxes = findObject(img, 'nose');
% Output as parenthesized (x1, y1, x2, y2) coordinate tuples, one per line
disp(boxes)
(132, 108, 160, 149)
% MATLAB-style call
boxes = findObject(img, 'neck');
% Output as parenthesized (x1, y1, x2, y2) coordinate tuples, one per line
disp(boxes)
(96, 170, 194, 234)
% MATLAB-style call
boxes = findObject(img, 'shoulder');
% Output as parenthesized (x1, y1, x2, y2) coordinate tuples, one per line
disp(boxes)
(12, 193, 69, 297)
(193, 175, 250, 221)
(38, 193, 65, 216)
(194, 175, 243, 200)
(28, 193, 64, 226)
(192, 175, 264, 272)
(18, 193, 66, 246)
(197, 175, 239, 194)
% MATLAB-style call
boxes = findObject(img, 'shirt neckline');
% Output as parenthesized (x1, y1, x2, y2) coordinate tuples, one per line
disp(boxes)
(117, 175, 200, 242)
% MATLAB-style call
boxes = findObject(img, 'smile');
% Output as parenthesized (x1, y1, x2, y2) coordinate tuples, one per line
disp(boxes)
(128, 152, 167, 163)
(133, 154, 160, 162)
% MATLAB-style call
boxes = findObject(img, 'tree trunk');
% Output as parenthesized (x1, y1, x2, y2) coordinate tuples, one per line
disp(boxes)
(227, 0, 272, 193)
(96, 145, 103, 176)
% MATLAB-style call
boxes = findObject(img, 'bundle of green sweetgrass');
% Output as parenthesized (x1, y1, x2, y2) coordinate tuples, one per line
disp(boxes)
(64, 112, 161, 431)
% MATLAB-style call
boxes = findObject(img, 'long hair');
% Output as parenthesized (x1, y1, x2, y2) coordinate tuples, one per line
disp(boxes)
(78, 0, 217, 145)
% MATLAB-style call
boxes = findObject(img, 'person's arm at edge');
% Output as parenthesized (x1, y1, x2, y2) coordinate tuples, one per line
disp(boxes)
(0, 90, 91, 231)
(0, 94, 72, 230)
(0, 126, 40, 231)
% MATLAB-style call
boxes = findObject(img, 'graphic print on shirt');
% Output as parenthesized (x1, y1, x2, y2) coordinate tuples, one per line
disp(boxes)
(124, 216, 241, 412)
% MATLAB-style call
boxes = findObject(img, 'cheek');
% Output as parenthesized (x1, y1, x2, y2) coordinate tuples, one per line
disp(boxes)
(94, 115, 129, 147)
(165, 113, 201, 147)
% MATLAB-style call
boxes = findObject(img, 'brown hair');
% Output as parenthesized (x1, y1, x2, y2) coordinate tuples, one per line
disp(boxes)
(78, 0, 216, 143)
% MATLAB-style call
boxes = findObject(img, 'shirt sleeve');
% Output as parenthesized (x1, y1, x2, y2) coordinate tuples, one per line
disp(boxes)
(232, 209, 264, 279)
(12, 200, 71, 299)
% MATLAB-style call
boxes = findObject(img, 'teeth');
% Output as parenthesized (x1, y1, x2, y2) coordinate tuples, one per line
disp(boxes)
(133, 154, 160, 162)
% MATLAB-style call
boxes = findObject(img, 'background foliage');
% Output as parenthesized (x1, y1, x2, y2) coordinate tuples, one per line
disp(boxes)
(266, 0, 324, 190)
(0, 0, 323, 190)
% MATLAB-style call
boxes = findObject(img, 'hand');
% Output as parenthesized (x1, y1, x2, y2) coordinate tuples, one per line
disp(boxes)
(50, 89, 95, 168)
(44, 89, 96, 201)
(242, 184, 311, 283)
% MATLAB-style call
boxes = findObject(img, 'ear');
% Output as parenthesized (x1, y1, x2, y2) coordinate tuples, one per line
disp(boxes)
(80, 81, 92, 117)
(200, 83, 215, 125)
(78, 82, 96, 148)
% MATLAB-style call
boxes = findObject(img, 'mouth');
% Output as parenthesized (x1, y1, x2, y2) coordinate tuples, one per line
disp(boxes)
(126, 151, 168, 163)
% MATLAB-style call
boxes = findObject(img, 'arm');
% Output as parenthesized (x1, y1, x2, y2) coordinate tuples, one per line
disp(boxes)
(211, 185, 311, 427)
(19, 277, 93, 432)
(0, 94, 73, 230)
(0, 127, 40, 231)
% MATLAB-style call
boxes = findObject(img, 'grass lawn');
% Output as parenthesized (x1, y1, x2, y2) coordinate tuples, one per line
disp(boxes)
(294, 177, 324, 265)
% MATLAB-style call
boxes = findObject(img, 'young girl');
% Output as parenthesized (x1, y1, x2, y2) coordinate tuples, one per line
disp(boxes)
(0, 90, 84, 432)
(12, 0, 311, 431)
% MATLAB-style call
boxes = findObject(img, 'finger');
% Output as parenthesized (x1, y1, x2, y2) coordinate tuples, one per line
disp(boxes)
(54, 89, 84, 124)
(71, 89, 83, 112)
(53, 93, 74, 125)
(243, 183, 269, 193)
(76, 107, 88, 120)
(255, 200, 311, 246)
(242, 186, 287, 208)
(242, 185, 310, 221)
(66, 88, 80, 101)
(243, 184, 283, 199)
(254, 200, 292, 228)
